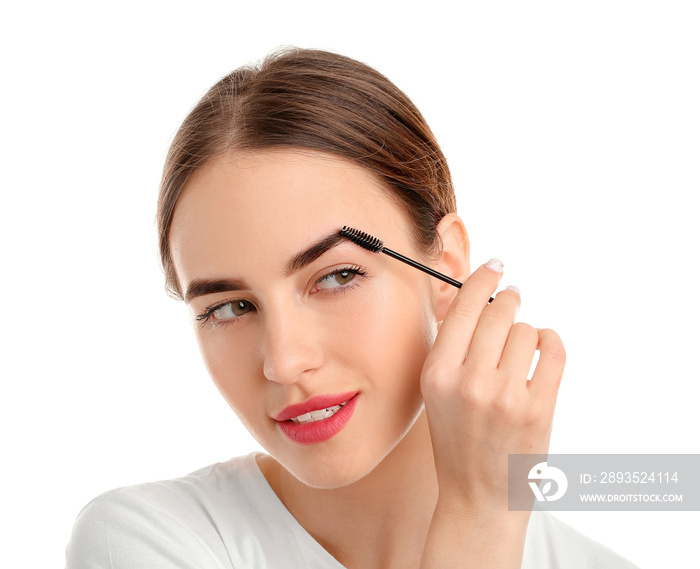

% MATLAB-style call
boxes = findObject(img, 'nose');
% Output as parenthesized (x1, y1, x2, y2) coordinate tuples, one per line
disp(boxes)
(261, 303, 324, 385)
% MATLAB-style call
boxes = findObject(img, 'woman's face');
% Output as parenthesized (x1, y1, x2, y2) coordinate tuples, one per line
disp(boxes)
(170, 149, 438, 488)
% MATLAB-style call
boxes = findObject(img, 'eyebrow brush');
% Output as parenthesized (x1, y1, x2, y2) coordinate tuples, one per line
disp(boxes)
(340, 226, 494, 302)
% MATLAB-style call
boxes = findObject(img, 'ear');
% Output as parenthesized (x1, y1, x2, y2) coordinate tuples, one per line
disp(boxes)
(431, 213, 470, 322)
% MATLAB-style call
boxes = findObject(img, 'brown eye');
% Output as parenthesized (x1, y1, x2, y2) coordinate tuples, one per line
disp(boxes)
(316, 268, 359, 291)
(212, 300, 254, 320)
(335, 270, 355, 285)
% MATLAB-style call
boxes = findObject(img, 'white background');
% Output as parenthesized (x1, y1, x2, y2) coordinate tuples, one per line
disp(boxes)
(2, 1, 698, 567)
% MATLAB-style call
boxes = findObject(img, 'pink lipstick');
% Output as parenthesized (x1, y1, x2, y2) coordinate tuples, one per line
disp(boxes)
(275, 392, 359, 444)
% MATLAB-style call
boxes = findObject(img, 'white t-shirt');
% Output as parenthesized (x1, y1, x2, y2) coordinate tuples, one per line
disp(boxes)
(65, 453, 639, 568)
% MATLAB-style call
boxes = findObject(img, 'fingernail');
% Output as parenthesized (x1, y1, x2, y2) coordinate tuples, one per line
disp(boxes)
(505, 285, 521, 295)
(485, 258, 504, 273)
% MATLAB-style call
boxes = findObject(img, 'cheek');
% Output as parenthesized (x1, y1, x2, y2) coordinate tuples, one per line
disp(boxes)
(196, 327, 265, 431)
(326, 278, 435, 393)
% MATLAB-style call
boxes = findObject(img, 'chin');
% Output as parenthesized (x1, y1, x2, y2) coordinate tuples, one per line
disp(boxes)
(278, 420, 420, 490)
(270, 444, 374, 489)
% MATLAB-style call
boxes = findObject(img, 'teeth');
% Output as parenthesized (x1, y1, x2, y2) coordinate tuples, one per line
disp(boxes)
(290, 401, 348, 424)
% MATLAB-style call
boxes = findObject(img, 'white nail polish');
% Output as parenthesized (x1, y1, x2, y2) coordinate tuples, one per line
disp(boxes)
(505, 285, 521, 295)
(485, 258, 504, 273)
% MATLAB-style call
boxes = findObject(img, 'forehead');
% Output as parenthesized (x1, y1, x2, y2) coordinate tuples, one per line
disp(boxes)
(169, 149, 411, 283)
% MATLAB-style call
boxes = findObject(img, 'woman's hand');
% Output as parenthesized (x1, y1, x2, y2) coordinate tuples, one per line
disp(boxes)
(419, 259, 566, 567)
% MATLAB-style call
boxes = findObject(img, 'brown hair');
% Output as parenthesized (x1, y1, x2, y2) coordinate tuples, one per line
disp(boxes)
(157, 47, 456, 299)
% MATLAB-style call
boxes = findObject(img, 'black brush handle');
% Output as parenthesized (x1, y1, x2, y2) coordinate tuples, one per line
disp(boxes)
(381, 248, 464, 288)
(382, 247, 494, 303)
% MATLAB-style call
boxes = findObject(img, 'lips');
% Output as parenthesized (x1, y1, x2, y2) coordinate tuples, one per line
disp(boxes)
(275, 392, 359, 444)
(274, 391, 358, 422)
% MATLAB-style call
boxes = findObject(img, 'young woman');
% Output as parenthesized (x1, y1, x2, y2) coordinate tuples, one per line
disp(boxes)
(66, 48, 638, 568)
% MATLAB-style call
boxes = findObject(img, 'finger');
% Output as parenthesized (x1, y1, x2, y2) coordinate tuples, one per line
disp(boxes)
(497, 322, 540, 382)
(529, 328, 566, 400)
(465, 286, 522, 370)
(428, 259, 504, 369)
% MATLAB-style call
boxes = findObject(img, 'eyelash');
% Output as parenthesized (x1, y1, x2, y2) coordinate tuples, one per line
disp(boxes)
(195, 265, 368, 328)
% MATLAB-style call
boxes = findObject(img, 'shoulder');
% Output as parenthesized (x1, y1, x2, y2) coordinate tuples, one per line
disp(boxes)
(65, 454, 261, 569)
(523, 512, 640, 569)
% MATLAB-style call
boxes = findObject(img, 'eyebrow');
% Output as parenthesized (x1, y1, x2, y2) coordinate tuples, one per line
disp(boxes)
(284, 231, 346, 277)
(184, 277, 249, 303)
(184, 230, 347, 303)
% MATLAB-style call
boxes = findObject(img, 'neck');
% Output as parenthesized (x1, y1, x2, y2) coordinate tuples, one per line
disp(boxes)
(257, 409, 438, 569)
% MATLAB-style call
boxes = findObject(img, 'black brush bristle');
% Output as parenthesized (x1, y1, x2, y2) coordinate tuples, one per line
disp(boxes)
(340, 226, 384, 253)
